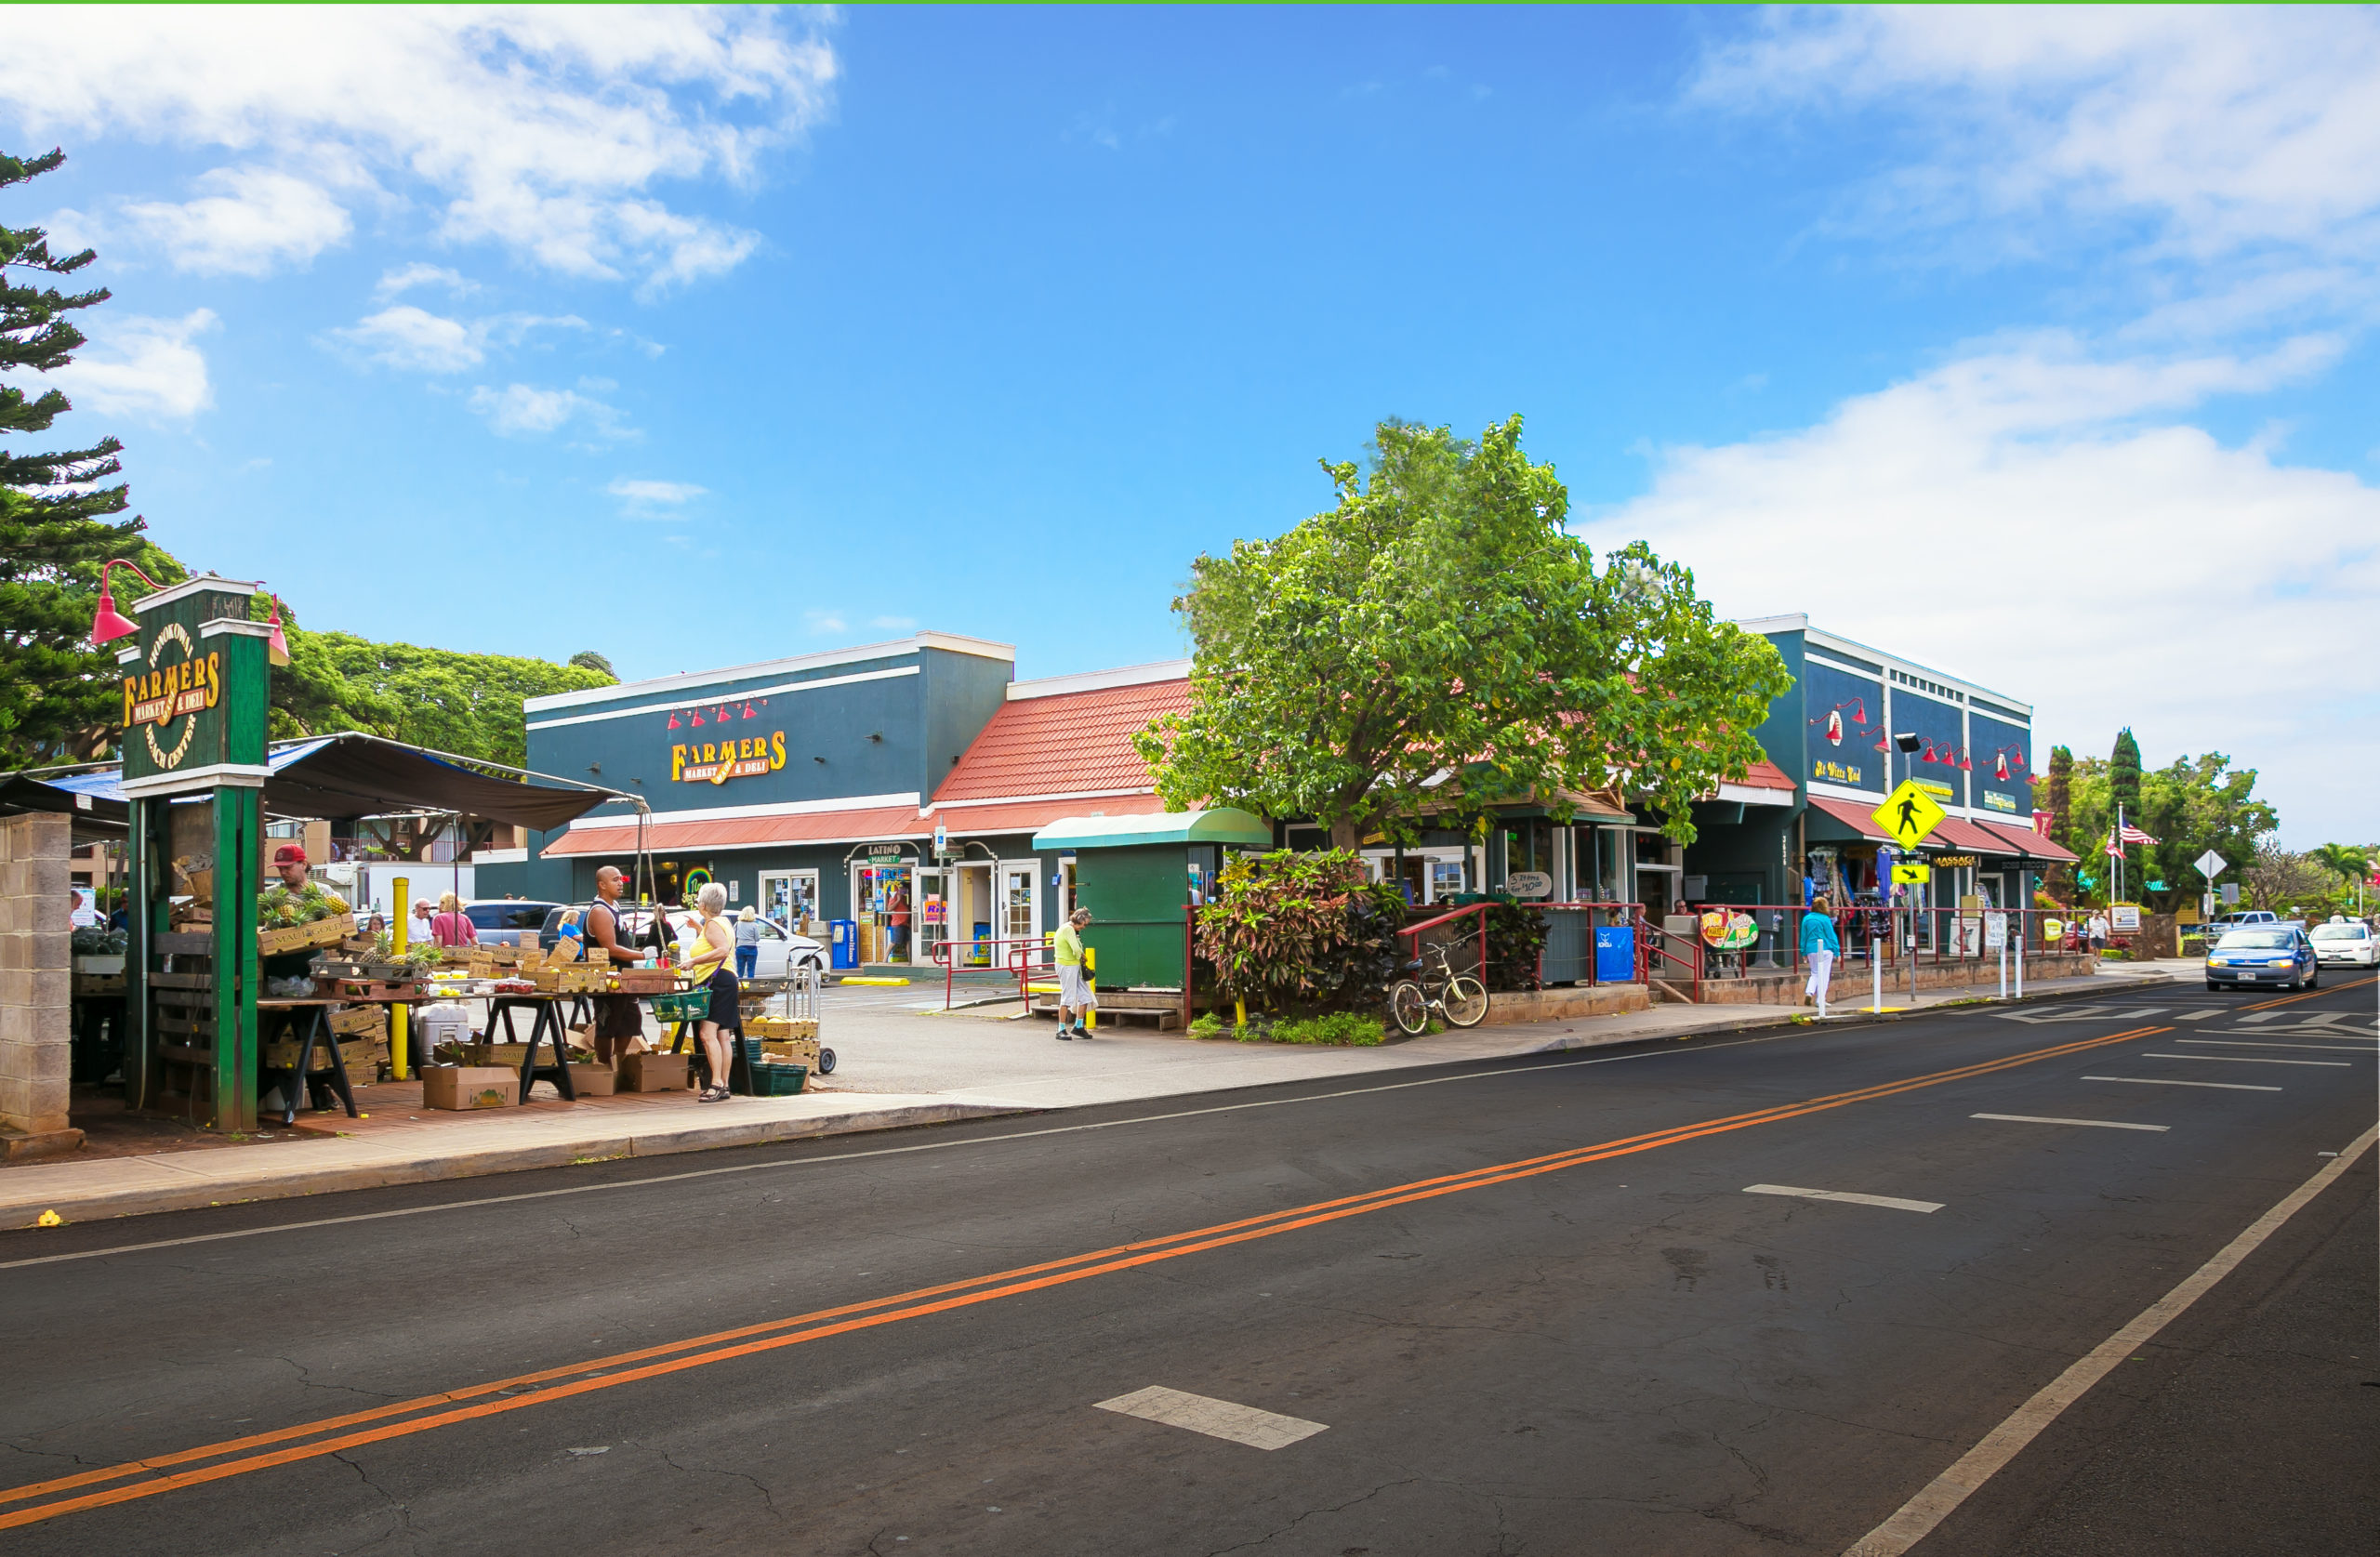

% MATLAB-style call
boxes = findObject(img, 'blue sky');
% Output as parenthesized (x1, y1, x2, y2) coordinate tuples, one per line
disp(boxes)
(5, 7, 2375, 844)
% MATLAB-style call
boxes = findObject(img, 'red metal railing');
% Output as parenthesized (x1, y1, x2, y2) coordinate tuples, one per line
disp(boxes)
(1395, 903, 1492, 984)
(930, 932, 1055, 1010)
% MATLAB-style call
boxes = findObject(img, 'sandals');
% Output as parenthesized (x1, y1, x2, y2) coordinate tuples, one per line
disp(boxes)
(696, 1085, 732, 1102)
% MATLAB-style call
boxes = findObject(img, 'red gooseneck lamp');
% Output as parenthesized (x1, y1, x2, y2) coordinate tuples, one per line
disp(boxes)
(88, 559, 160, 646)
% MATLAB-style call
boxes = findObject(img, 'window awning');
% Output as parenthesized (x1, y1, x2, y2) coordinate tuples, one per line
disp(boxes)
(1977, 819, 2081, 864)
(1031, 807, 1273, 851)
(544, 803, 927, 857)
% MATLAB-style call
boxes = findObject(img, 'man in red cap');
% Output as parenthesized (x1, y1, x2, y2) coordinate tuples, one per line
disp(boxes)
(270, 842, 311, 892)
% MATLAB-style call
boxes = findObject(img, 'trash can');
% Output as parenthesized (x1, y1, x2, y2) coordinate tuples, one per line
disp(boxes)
(971, 921, 992, 967)
(1593, 925, 1636, 983)
(829, 918, 859, 970)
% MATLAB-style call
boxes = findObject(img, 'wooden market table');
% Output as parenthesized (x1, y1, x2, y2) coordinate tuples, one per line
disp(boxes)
(254, 994, 431, 1128)
(482, 990, 582, 1104)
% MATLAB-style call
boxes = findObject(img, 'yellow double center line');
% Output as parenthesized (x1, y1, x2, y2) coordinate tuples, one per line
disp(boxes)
(0, 1023, 2172, 1532)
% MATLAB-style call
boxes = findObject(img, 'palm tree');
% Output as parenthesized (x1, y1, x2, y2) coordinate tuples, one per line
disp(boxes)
(2308, 842, 2373, 912)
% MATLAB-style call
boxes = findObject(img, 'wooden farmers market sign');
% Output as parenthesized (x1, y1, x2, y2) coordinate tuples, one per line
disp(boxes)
(118, 576, 271, 798)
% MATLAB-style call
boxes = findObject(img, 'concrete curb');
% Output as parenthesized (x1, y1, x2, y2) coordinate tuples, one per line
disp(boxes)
(1507, 972, 2182, 1057)
(1, 971, 2180, 1229)
(2, 1101, 1020, 1228)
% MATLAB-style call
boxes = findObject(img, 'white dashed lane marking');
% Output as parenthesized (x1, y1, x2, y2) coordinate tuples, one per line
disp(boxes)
(1094, 1387, 1328, 1450)
(1744, 1184, 1943, 1214)
(2177, 1038, 2376, 1053)
(2082, 1075, 2281, 1092)
(2138, 1052, 2348, 1067)
(1971, 1114, 2170, 1132)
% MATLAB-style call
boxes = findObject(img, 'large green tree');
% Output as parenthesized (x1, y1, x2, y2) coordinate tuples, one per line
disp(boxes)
(2064, 746, 2276, 911)
(2109, 728, 2143, 825)
(298, 633, 611, 770)
(0, 147, 186, 763)
(1135, 416, 1792, 847)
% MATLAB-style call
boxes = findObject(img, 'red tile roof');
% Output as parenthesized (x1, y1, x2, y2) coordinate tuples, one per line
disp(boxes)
(931, 678, 1190, 805)
(1930, 817, 2016, 853)
(542, 804, 926, 857)
(1736, 759, 1797, 792)
(929, 794, 1170, 837)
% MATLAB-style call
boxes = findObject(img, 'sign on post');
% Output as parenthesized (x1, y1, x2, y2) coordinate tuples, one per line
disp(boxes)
(1872, 781, 1947, 850)
(2195, 850, 2228, 880)
(2110, 904, 2141, 933)
(1890, 863, 1931, 885)
(1984, 911, 2008, 951)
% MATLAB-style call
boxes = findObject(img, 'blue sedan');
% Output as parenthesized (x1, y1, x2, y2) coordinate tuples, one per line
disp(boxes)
(2205, 927, 2320, 991)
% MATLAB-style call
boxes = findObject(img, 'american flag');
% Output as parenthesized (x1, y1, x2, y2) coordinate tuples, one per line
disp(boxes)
(2119, 823, 2158, 845)
(2104, 838, 2126, 859)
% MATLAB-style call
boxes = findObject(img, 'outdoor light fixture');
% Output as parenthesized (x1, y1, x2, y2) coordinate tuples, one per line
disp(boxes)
(667, 710, 681, 729)
(690, 708, 705, 727)
(88, 558, 164, 647)
(741, 701, 757, 719)
(1893, 732, 1923, 754)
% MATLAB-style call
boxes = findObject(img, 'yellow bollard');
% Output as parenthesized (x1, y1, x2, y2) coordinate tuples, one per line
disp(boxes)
(390, 877, 410, 1080)
(1083, 945, 1096, 1032)
(1235, 998, 1246, 1029)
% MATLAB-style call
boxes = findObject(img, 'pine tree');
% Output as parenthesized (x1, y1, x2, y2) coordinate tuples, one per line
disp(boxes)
(2109, 728, 2142, 825)
(2044, 745, 2076, 901)
(1, 147, 183, 764)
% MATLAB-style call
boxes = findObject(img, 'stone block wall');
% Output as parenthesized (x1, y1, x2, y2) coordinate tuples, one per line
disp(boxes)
(1, 811, 81, 1157)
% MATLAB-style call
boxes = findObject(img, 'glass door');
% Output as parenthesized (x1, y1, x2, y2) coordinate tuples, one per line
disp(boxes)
(914, 866, 949, 967)
(1001, 863, 1038, 953)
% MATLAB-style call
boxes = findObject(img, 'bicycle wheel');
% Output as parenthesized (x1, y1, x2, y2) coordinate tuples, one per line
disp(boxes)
(1439, 975, 1489, 1028)
(1388, 982, 1429, 1036)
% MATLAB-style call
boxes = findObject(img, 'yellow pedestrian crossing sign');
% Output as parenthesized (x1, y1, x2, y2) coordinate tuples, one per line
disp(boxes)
(1872, 780, 1946, 848)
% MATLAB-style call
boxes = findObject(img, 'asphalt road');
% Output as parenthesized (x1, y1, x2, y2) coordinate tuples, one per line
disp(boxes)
(4, 978, 2373, 1556)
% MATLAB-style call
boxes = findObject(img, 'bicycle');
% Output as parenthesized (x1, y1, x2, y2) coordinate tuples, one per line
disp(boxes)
(1387, 941, 1489, 1036)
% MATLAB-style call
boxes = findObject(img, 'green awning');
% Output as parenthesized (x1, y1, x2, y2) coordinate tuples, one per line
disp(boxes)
(1031, 808, 1273, 851)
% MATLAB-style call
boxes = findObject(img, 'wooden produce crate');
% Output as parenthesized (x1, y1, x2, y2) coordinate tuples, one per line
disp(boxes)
(262, 1037, 375, 1074)
(328, 1006, 388, 1037)
(258, 913, 356, 957)
(760, 1036, 821, 1071)
(610, 969, 680, 995)
(554, 965, 605, 994)
(747, 1016, 818, 1040)
(74, 974, 128, 996)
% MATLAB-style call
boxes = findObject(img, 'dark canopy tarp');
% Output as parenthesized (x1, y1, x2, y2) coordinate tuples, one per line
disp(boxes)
(55, 733, 615, 830)
(256, 735, 615, 829)
(0, 774, 129, 844)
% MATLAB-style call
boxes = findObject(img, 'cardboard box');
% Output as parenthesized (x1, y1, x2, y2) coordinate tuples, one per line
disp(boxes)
(421, 1066, 519, 1110)
(760, 1036, 821, 1071)
(566, 1063, 618, 1096)
(461, 1042, 534, 1068)
(328, 1006, 388, 1037)
(617, 1051, 689, 1092)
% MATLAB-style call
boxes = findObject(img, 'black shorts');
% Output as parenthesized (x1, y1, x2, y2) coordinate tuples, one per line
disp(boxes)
(592, 994, 644, 1040)
(703, 968, 743, 1035)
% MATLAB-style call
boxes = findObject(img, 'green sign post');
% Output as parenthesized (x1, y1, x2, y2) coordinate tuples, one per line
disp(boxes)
(119, 575, 273, 1131)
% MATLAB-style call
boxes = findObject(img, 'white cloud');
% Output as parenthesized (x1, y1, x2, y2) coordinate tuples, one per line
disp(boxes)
(51, 309, 218, 419)
(108, 165, 353, 275)
(327, 307, 587, 374)
(803, 610, 847, 635)
(608, 476, 707, 515)
(868, 615, 918, 631)
(333, 306, 483, 373)
(1692, 8, 2380, 328)
(1595, 339, 2380, 845)
(0, 7, 837, 287)
(376, 263, 477, 299)
(468, 381, 628, 440)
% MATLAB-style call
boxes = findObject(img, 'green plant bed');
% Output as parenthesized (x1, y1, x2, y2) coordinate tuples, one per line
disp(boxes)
(1187, 1009, 1388, 1047)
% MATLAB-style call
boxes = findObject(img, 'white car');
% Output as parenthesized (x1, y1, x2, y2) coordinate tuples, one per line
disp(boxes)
(2310, 920, 2377, 967)
(655, 909, 828, 978)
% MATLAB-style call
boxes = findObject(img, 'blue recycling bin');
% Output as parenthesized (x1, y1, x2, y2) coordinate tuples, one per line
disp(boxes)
(829, 918, 859, 970)
(1593, 924, 1636, 983)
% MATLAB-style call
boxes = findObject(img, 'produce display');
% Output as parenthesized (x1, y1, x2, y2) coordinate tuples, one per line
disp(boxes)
(257, 880, 350, 926)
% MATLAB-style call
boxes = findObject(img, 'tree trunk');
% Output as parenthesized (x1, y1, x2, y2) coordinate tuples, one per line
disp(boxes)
(1329, 820, 1361, 851)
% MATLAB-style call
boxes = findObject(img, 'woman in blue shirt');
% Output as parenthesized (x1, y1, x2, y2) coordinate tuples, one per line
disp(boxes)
(1800, 896, 1841, 1015)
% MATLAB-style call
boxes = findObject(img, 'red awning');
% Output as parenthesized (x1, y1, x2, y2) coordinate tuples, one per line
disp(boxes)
(922, 794, 1168, 836)
(1977, 819, 2080, 864)
(1929, 817, 2016, 854)
(541, 804, 927, 858)
(1804, 796, 1894, 843)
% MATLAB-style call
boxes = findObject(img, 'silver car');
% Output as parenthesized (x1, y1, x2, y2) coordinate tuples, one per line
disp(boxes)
(2204, 927, 2319, 991)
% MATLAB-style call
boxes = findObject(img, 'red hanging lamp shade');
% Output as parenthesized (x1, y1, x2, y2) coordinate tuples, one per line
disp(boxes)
(1957, 748, 1972, 772)
(690, 707, 704, 727)
(742, 700, 758, 719)
(667, 710, 681, 730)
(263, 595, 291, 667)
(88, 558, 164, 647)
(1994, 752, 2009, 781)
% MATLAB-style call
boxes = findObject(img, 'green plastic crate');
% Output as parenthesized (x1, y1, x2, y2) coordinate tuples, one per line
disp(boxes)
(748, 1062, 808, 1097)
(650, 991, 709, 1022)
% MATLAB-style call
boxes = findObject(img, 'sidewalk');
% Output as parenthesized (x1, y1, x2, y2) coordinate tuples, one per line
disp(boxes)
(1, 962, 2173, 1230)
